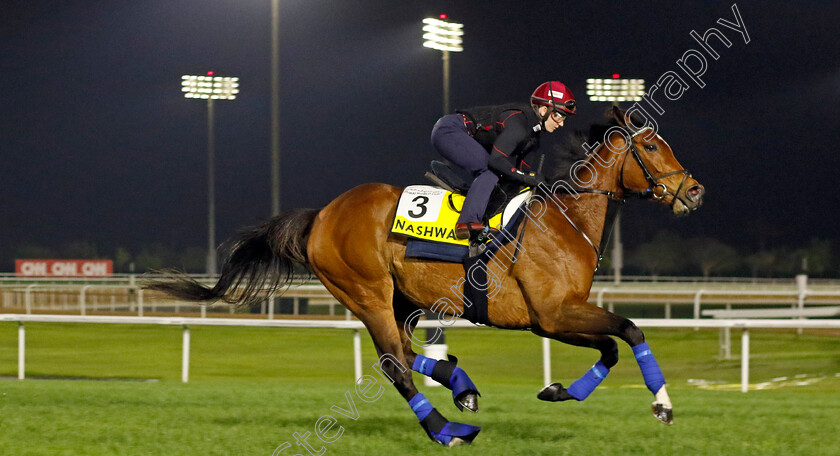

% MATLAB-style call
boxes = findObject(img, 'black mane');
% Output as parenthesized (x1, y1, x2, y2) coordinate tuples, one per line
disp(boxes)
(543, 107, 644, 183)
(543, 121, 619, 183)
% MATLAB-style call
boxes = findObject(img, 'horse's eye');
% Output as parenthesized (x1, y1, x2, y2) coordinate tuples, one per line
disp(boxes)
(644, 144, 657, 152)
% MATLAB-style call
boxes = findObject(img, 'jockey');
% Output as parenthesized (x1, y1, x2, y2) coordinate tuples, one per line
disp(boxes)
(431, 81, 576, 240)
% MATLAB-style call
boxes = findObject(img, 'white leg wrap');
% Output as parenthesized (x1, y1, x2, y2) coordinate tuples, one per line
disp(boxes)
(654, 386, 672, 408)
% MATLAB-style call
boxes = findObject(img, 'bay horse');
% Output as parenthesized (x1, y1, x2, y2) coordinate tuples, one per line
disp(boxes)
(147, 106, 704, 447)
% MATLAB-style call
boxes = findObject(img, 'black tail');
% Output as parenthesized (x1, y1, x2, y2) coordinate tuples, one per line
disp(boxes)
(145, 208, 319, 305)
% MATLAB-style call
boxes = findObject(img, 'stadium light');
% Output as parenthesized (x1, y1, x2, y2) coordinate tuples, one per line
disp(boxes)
(422, 17, 464, 52)
(181, 75, 240, 100)
(182, 73, 240, 275)
(586, 77, 646, 102)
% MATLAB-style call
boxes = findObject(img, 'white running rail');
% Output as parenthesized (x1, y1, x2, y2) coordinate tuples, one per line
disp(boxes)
(2, 314, 839, 393)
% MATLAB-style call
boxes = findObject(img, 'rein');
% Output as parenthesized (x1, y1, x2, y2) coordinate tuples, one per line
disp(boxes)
(542, 188, 622, 270)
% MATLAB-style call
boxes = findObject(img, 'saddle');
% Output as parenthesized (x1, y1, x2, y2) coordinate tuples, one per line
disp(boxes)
(424, 160, 525, 223)
(390, 162, 531, 263)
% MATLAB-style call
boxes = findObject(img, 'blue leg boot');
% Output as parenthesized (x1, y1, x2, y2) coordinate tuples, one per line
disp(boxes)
(409, 393, 481, 447)
(633, 342, 674, 424)
(538, 361, 610, 402)
(413, 354, 481, 412)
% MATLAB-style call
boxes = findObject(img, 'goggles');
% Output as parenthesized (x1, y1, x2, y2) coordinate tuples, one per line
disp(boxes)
(550, 111, 567, 122)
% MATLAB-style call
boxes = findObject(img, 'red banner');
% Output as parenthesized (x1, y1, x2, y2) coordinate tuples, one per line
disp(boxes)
(15, 259, 114, 277)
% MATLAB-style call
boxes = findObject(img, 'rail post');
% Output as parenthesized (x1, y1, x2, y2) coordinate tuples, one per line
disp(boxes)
(741, 327, 749, 393)
(18, 322, 25, 380)
(596, 288, 609, 308)
(693, 289, 705, 330)
(79, 285, 92, 316)
(25, 284, 36, 314)
(796, 274, 807, 335)
(353, 329, 362, 381)
(182, 325, 190, 383)
(723, 303, 732, 359)
(542, 337, 551, 387)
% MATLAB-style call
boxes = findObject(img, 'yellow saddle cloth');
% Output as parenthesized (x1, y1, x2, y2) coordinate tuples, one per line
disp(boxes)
(390, 185, 531, 246)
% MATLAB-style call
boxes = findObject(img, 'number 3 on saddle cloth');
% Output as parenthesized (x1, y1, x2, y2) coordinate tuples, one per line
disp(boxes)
(391, 185, 531, 262)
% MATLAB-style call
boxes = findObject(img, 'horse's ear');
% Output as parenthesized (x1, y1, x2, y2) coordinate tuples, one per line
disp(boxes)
(607, 105, 629, 128)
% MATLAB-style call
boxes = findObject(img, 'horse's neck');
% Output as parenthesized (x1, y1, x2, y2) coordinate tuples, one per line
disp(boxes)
(557, 142, 624, 250)
(551, 192, 610, 256)
(578, 140, 626, 197)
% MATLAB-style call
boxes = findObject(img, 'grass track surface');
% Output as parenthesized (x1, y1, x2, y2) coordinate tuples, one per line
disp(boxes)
(1, 323, 839, 455)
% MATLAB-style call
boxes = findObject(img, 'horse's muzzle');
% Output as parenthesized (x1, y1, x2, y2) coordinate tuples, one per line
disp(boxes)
(671, 183, 704, 216)
(684, 184, 705, 209)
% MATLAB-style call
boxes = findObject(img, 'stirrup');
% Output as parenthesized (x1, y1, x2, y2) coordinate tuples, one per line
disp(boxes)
(455, 223, 499, 241)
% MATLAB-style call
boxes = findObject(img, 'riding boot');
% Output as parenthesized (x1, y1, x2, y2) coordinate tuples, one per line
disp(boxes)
(454, 222, 500, 240)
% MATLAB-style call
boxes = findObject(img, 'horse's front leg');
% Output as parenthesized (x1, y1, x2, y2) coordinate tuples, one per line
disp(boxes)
(352, 308, 482, 446)
(395, 302, 481, 413)
(533, 300, 674, 425)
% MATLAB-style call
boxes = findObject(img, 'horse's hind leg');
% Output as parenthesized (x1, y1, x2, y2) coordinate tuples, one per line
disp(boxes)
(534, 302, 674, 424)
(393, 291, 480, 413)
(615, 319, 674, 425)
(535, 332, 617, 402)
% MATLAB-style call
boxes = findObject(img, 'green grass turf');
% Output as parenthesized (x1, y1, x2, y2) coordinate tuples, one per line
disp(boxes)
(1, 323, 839, 455)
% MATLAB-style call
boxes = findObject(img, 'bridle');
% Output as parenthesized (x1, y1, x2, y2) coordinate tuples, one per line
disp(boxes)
(620, 127, 692, 206)
(535, 126, 693, 268)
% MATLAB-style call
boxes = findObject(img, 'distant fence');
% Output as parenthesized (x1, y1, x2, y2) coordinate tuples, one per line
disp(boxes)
(3, 314, 839, 393)
(0, 282, 340, 318)
(4, 277, 840, 320)
(4, 273, 840, 285)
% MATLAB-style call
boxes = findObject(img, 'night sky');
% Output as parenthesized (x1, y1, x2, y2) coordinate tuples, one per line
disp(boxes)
(2, 1, 839, 268)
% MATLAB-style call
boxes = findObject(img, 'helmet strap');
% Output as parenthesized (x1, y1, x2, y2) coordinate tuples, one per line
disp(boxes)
(535, 105, 551, 130)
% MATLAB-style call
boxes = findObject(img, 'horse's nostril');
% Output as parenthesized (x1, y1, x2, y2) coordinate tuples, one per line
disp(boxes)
(686, 185, 704, 202)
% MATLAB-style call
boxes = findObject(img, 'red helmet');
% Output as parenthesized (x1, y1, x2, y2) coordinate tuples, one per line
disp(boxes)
(530, 81, 576, 115)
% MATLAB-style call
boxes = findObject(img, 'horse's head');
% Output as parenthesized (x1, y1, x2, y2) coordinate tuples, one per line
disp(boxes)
(608, 107, 705, 215)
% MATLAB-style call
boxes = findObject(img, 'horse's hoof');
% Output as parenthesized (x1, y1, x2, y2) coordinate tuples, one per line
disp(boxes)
(448, 361, 480, 412)
(447, 437, 467, 447)
(420, 409, 481, 447)
(455, 392, 479, 412)
(537, 383, 575, 402)
(432, 422, 481, 446)
(651, 402, 674, 425)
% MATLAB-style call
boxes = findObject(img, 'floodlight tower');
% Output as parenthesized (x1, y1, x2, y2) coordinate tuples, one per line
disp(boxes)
(585, 74, 646, 284)
(421, 15, 463, 385)
(181, 72, 240, 275)
(423, 15, 463, 114)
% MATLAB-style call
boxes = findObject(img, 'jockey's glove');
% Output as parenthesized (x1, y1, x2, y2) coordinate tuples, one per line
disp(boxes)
(516, 171, 544, 188)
